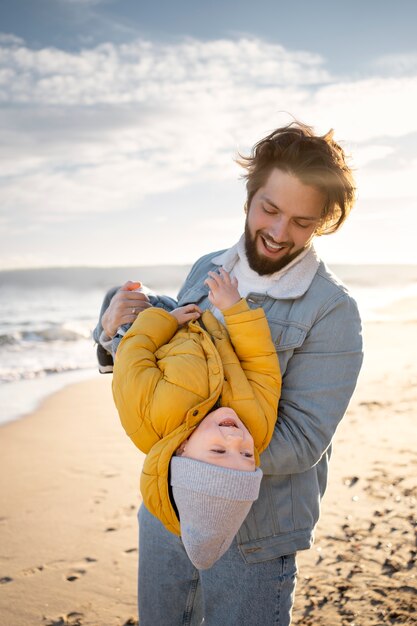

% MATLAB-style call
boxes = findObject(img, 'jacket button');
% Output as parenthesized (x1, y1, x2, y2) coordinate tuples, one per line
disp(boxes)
(192, 410, 199, 416)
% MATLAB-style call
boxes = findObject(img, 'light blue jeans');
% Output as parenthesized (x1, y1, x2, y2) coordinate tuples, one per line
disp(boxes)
(138, 505, 297, 626)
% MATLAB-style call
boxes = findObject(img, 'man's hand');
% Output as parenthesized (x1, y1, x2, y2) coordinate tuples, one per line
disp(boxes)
(205, 268, 241, 311)
(170, 304, 202, 326)
(101, 281, 152, 337)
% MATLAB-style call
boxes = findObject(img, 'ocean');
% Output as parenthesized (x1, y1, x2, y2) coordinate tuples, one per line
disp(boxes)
(1, 263, 417, 425)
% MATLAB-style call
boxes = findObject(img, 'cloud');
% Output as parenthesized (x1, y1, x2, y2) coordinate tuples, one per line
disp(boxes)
(306, 76, 417, 142)
(1, 33, 417, 236)
(0, 35, 330, 221)
(373, 52, 417, 76)
(0, 36, 330, 106)
(357, 158, 417, 200)
(352, 145, 394, 168)
(0, 33, 24, 46)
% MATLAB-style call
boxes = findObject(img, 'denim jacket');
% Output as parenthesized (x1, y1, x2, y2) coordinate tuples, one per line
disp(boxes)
(176, 247, 363, 562)
(94, 247, 363, 561)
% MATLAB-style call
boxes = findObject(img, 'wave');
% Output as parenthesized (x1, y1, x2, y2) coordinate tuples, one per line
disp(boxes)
(0, 333, 19, 346)
(0, 324, 91, 346)
(0, 362, 95, 384)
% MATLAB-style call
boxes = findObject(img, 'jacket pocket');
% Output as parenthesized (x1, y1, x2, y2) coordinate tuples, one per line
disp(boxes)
(267, 320, 308, 374)
(267, 320, 308, 351)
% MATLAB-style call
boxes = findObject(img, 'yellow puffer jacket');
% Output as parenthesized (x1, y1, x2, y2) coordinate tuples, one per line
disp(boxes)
(112, 299, 281, 535)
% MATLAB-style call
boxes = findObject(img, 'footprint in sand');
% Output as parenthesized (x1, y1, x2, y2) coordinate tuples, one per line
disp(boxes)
(92, 487, 108, 505)
(122, 504, 137, 516)
(43, 611, 84, 625)
(66, 568, 87, 582)
(21, 564, 45, 576)
(0, 576, 13, 584)
(359, 400, 387, 409)
(343, 476, 359, 488)
(101, 471, 119, 478)
(83, 556, 97, 563)
(65, 557, 97, 582)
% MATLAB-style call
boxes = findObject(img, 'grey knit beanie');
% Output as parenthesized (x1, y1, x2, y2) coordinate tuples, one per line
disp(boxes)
(170, 456, 262, 570)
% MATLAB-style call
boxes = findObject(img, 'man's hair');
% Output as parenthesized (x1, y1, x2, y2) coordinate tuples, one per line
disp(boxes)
(237, 121, 356, 235)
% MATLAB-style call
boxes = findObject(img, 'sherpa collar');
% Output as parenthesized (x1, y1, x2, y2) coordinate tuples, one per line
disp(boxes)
(211, 235, 320, 300)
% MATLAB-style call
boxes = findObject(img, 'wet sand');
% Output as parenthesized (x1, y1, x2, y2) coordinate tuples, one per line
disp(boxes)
(0, 312, 416, 625)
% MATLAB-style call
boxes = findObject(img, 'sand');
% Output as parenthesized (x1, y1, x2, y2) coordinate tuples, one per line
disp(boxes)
(0, 377, 141, 626)
(0, 313, 416, 625)
(292, 317, 417, 625)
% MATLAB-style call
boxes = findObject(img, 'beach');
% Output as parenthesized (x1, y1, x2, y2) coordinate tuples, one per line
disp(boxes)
(293, 313, 417, 625)
(1, 307, 416, 625)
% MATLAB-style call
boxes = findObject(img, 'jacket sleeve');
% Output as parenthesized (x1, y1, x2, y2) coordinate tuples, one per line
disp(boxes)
(260, 293, 363, 475)
(213, 299, 281, 454)
(111, 307, 182, 454)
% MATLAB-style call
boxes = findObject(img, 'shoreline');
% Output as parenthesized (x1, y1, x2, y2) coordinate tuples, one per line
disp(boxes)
(1, 315, 416, 625)
(0, 368, 99, 427)
(1, 287, 416, 429)
(2, 314, 416, 429)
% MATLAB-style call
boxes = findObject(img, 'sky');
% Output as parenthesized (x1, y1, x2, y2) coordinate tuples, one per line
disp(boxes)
(1, 0, 417, 269)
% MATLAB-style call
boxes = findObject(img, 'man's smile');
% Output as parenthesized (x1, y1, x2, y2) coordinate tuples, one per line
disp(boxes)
(259, 234, 288, 254)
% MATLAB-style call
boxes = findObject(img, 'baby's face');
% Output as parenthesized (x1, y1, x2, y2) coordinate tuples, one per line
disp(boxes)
(181, 407, 256, 471)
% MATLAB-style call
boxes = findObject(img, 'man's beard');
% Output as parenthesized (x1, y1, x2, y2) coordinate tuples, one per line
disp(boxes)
(244, 221, 306, 276)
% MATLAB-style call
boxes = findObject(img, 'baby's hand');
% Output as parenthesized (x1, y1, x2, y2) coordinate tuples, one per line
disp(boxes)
(170, 304, 202, 325)
(205, 268, 240, 311)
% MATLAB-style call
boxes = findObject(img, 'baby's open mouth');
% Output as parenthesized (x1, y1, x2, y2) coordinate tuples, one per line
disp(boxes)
(219, 419, 238, 428)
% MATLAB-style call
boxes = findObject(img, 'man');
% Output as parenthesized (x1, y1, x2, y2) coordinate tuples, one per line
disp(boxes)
(94, 121, 363, 626)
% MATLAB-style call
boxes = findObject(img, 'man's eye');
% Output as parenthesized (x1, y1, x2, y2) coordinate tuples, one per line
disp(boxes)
(262, 205, 275, 214)
(294, 221, 310, 229)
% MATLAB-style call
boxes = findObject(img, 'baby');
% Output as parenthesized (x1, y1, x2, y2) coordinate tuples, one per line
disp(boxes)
(112, 269, 281, 569)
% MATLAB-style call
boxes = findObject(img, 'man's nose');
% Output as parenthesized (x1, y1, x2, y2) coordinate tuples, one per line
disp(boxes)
(270, 215, 289, 241)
